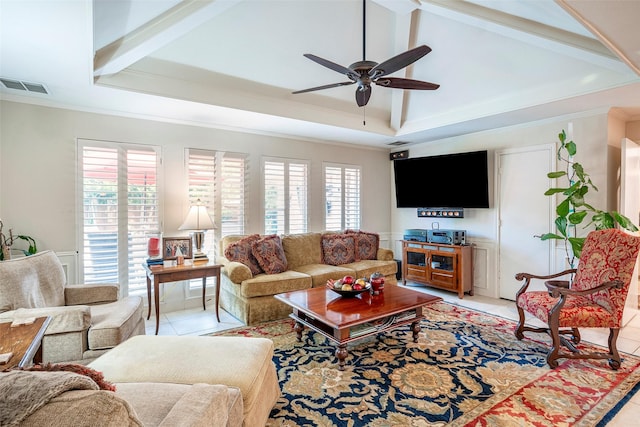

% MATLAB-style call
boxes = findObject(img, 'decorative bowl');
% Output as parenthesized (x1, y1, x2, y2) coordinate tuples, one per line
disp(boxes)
(326, 281, 371, 298)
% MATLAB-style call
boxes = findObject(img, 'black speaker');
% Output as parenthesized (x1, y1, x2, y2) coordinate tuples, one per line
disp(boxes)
(390, 150, 408, 160)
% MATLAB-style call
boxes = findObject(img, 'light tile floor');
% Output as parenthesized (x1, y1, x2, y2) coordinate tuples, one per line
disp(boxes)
(144, 283, 640, 425)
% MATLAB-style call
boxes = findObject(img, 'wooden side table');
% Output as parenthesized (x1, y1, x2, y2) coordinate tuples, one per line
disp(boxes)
(0, 316, 51, 370)
(143, 261, 222, 335)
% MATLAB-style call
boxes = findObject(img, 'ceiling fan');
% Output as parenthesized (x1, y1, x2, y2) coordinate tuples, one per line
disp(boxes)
(292, 0, 439, 107)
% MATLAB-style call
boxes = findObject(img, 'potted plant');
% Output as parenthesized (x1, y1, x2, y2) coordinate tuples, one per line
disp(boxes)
(0, 219, 37, 260)
(539, 129, 638, 267)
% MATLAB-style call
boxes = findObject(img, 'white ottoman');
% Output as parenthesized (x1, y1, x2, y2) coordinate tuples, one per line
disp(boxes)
(89, 335, 280, 427)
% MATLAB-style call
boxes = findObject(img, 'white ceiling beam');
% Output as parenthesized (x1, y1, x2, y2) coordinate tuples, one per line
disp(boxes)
(557, 0, 640, 76)
(373, 0, 421, 15)
(94, 0, 242, 78)
(388, 8, 418, 132)
(419, 0, 628, 73)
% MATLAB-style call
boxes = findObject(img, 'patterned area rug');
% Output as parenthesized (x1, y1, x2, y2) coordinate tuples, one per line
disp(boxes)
(210, 302, 640, 426)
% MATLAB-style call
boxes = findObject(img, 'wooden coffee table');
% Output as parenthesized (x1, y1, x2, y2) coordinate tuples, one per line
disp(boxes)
(0, 316, 51, 370)
(275, 285, 442, 370)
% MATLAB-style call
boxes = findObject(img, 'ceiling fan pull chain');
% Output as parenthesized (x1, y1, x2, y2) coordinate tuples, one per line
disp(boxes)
(363, 105, 366, 126)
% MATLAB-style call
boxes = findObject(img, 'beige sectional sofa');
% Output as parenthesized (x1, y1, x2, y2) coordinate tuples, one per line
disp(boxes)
(217, 231, 397, 325)
(0, 370, 243, 427)
(2, 334, 280, 427)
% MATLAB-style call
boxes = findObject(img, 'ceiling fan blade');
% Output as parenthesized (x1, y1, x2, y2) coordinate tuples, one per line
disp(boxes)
(303, 54, 357, 78)
(369, 45, 432, 78)
(375, 78, 440, 90)
(292, 81, 355, 95)
(355, 85, 371, 107)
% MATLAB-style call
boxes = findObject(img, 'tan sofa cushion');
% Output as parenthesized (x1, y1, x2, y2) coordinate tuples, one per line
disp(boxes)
(341, 259, 398, 280)
(88, 296, 145, 350)
(281, 232, 323, 269)
(291, 264, 355, 287)
(240, 270, 311, 298)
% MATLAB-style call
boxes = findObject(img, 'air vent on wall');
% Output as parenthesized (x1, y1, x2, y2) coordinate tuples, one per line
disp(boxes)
(0, 77, 48, 94)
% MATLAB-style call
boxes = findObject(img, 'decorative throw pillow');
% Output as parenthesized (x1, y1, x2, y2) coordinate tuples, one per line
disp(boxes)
(224, 234, 263, 275)
(321, 233, 356, 265)
(251, 235, 288, 274)
(346, 230, 379, 261)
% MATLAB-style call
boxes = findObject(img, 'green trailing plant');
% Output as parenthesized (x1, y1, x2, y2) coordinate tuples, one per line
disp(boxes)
(539, 129, 638, 265)
(0, 219, 37, 260)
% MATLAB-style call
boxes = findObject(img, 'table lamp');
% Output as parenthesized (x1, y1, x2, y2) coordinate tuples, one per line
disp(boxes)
(179, 199, 215, 261)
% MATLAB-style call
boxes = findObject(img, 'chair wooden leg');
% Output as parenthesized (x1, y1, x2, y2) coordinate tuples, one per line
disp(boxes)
(515, 304, 526, 340)
(546, 325, 562, 368)
(608, 328, 621, 370)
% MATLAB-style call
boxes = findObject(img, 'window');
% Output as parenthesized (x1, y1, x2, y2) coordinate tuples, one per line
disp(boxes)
(78, 139, 160, 296)
(185, 149, 247, 294)
(263, 158, 308, 234)
(186, 149, 247, 242)
(324, 163, 361, 231)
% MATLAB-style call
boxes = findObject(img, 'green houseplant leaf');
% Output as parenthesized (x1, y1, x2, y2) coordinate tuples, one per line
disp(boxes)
(538, 129, 638, 267)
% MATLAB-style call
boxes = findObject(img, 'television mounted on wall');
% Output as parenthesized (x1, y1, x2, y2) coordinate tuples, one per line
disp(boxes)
(393, 150, 490, 209)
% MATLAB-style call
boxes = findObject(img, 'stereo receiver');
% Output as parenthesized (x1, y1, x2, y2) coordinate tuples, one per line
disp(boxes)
(427, 229, 466, 245)
(403, 229, 427, 242)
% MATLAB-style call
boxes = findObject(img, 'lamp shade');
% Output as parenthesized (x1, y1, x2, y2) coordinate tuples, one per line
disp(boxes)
(179, 201, 215, 231)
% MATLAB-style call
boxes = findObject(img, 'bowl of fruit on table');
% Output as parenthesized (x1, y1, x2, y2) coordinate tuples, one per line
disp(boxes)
(327, 276, 371, 297)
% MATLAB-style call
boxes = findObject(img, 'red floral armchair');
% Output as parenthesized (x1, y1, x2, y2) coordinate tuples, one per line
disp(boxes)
(515, 229, 640, 369)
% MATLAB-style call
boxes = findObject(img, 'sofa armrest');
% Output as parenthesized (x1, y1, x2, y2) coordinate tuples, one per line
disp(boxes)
(1, 306, 91, 334)
(220, 260, 253, 284)
(376, 248, 394, 261)
(65, 284, 119, 306)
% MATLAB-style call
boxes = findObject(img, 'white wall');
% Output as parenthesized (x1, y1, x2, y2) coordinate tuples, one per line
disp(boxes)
(390, 112, 612, 297)
(1, 99, 630, 304)
(0, 101, 392, 257)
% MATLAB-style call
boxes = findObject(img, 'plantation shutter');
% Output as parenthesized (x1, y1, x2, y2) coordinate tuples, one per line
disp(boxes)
(79, 140, 160, 296)
(324, 163, 360, 231)
(219, 153, 247, 237)
(263, 158, 308, 234)
(344, 166, 361, 230)
(186, 149, 215, 256)
(186, 149, 247, 240)
(288, 162, 308, 233)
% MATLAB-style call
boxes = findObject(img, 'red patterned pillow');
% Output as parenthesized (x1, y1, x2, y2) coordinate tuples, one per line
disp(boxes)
(346, 230, 379, 261)
(322, 233, 356, 265)
(252, 235, 288, 274)
(224, 234, 263, 275)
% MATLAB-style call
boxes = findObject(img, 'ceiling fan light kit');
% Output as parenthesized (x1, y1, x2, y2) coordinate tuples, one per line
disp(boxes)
(293, 0, 439, 108)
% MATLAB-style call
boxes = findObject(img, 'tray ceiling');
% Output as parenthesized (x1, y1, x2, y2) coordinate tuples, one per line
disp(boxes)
(2, 0, 640, 148)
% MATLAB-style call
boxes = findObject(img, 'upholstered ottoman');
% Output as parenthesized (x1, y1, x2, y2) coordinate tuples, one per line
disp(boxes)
(89, 335, 280, 427)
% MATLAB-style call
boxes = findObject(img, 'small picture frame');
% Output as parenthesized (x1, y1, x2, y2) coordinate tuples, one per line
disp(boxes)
(162, 237, 193, 260)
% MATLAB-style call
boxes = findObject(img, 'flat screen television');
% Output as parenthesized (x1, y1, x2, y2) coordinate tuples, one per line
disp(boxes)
(393, 150, 490, 208)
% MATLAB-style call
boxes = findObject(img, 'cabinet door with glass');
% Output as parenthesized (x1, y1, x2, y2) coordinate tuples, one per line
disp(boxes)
(404, 246, 429, 281)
